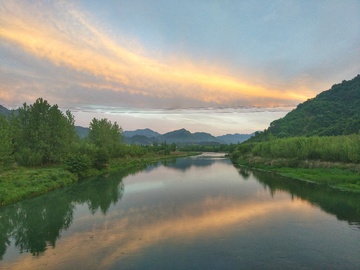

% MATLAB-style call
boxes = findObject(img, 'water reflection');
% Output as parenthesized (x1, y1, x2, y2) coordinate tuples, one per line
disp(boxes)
(0, 156, 226, 260)
(162, 153, 227, 172)
(1, 155, 360, 269)
(234, 164, 360, 227)
(0, 168, 132, 259)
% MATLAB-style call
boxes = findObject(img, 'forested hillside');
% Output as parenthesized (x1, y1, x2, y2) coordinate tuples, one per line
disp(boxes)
(252, 74, 360, 140)
(230, 75, 360, 192)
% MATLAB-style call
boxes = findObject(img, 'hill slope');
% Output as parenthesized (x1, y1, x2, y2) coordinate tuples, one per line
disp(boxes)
(254, 74, 360, 140)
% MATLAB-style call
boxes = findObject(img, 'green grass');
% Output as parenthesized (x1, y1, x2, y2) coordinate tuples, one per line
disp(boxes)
(232, 156, 360, 192)
(272, 167, 360, 191)
(0, 167, 77, 206)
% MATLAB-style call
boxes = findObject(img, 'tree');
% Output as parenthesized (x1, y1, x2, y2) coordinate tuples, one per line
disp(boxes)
(0, 115, 14, 168)
(13, 98, 76, 166)
(88, 118, 124, 157)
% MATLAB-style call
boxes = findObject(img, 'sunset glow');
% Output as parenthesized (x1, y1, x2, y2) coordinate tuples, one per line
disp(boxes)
(1, 0, 359, 134)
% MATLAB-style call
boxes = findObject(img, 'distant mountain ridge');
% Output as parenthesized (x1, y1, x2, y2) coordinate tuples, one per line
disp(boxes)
(216, 133, 255, 144)
(75, 126, 89, 139)
(0, 104, 253, 144)
(252, 74, 360, 140)
(124, 128, 254, 145)
(123, 128, 161, 138)
(0, 105, 16, 116)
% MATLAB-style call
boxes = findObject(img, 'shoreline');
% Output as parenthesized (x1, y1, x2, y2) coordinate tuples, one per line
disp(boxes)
(0, 152, 198, 207)
(231, 156, 360, 193)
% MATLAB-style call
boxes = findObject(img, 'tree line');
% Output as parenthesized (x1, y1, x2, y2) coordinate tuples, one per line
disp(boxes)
(178, 143, 236, 153)
(0, 98, 176, 175)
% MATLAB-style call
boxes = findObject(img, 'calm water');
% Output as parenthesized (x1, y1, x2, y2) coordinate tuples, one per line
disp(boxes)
(1, 153, 360, 269)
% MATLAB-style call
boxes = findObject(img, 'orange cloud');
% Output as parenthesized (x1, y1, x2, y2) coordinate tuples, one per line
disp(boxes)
(0, 1, 312, 106)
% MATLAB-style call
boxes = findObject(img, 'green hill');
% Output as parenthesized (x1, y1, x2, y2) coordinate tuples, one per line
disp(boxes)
(253, 74, 360, 140)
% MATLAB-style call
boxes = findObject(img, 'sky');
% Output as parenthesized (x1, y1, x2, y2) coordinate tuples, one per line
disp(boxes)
(1, 0, 359, 135)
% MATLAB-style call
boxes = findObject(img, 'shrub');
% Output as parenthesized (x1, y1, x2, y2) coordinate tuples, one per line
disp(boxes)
(16, 148, 43, 166)
(93, 147, 110, 170)
(64, 153, 92, 176)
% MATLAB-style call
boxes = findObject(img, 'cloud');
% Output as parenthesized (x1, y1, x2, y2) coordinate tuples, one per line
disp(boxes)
(66, 105, 292, 135)
(1, 0, 359, 134)
(0, 1, 312, 109)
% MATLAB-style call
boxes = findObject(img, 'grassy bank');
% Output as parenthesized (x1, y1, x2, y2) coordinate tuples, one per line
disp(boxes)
(231, 155, 360, 193)
(0, 167, 77, 206)
(0, 152, 197, 207)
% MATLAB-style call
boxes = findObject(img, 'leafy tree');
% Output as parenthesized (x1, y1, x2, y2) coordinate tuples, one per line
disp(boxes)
(0, 115, 14, 168)
(93, 147, 110, 170)
(170, 143, 177, 152)
(63, 153, 92, 177)
(88, 118, 124, 156)
(13, 98, 76, 166)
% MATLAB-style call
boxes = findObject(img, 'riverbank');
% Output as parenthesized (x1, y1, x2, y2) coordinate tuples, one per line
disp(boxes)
(231, 155, 360, 193)
(0, 152, 198, 207)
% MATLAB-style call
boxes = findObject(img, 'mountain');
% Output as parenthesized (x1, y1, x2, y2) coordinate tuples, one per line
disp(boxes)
(0, 105, 10, 116)
(123, 128, 161, 145)
(252, 74, 360, 140)
(125, 135, 156, 145)
(158, 129, 216, 144)
(158, 128, 194, 144)
(193, 132, 216, 142)
(123, 128, 161, 138)
(124, 128, 253, 145)
(216, 133, 255, 144)
(75, 126, 89, 138)
(0, 105, 18, 116)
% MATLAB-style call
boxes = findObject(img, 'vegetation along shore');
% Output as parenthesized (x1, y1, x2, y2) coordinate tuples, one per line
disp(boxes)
(1, 75, 360, 205)
(0, 98, 196, 206)
(230, 75, 360, 192)
(229, 135, 360, 192)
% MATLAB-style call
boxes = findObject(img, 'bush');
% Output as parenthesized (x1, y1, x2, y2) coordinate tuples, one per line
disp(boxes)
(64, 153, 92, 176)
(93, 148, 110, 170)
(16, 148, 43, 166)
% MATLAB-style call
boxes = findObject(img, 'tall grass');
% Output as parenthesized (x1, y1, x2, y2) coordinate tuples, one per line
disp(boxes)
(0, 167, 77, 206)
(233, 134, 360, 163)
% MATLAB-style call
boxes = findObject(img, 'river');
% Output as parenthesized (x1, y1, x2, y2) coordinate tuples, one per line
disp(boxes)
(0, 153, 360, 269)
